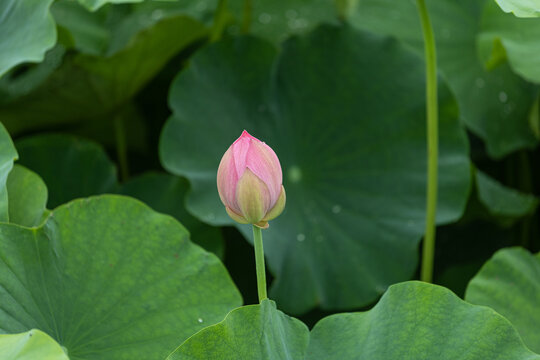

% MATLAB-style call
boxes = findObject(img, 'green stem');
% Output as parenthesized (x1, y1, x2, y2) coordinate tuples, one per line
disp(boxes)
(241, 0, 252, 33)
(252, 225, 267, 302)
(518, 151, 532, 249)
(210, 0, 228, 42)
(521, 217, 531, 249)
(518, 151, 532, 193)
(417, 0, 438, 283)
(335, 0, 349, 21)
(114, 113, 129, 181)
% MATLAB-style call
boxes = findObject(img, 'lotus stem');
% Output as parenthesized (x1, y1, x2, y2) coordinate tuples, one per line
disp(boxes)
(252, 225, 267, 302)
(417, 0, 439, 283)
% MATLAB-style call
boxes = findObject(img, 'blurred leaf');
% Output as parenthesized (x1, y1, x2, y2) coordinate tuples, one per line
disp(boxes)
(0, 195, 242, 359)
(6, 165, 48, 227)
(52, 0, 214, 56)
(103, 0, 220, 53)
(132, 0, 219, 24)
(15, 134, 117, 208)
(0, 123, 18, 222)
(476, 169, 538, 223)
(0, 0, 56, 77)
(227, 0, 338, 43)
(495, 0, 540, 17)
(0, 330, 68, 360)
(168, 282, 540, 360)
(0, 15, 207, 137)
(477, 37, 507, 70)
(66, 102, 148, 153)
(51, 0, 114, 55)
(466, 247, 540, 353)
(0, 46, 65, 105)
(118, 172, 225, 258)
(479, 1, 540, 83)
(77, 0, 145, 12)
(349, 0, 539, 158)
(160, 25, 471, 314)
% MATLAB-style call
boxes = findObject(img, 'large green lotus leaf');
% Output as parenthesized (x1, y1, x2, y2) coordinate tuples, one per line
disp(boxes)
(475, 169, 538, 223)
(465, 247, 540, 353)
(6, 165, 48, 227)
(160, 25, 471, 313)
(167, 300, 309, 359)
(349, 0, 538, 158)
(495, 0, 540, 17)
(0, 329, 68, 360)
(0, 123, 18, 222)
(479, 1, 540, 83)
(309, 281, 540, 359)
(0, 15, 206, 137)
(168, 282, 540, 359)
(0, 0, 56, 77)
(15, 134, 117, 208)
(0, 195, 242, 359)
(227, 0, 338, 43)
(118, 172, 224, 258)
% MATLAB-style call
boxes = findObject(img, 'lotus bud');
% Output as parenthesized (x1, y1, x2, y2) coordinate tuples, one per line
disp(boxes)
(217, 130, 286, 229)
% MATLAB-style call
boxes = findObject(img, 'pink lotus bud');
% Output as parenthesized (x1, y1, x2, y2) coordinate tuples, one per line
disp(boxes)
(217, 130, 286, 229)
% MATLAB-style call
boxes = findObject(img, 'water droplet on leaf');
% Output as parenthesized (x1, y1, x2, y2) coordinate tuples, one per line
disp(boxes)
(475, 78, 485, 88)
(288, 166, 302, 183)
(258, 13, 272, 24)
(286, 9, 298, 19)
(196, 2, 207, 11)
(151, 9, 164, 20)
(503, 102, 515, 114)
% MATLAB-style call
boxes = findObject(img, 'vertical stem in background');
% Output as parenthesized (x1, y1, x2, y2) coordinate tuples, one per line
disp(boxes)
(114, 113, 129, 181)
(252, 225, 267, 302)
(335, 0, 349, 21)
(210, 0, 229, 42)
(518, 151, 532, 249)
(241, 0, 252, 33)
(416, 0, 439, 283)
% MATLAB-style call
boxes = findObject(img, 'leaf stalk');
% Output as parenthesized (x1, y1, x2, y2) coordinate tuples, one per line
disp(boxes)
(417, 0, 439, 283)
(252, 225, 267, 302)
(114, 113, 129, 181)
